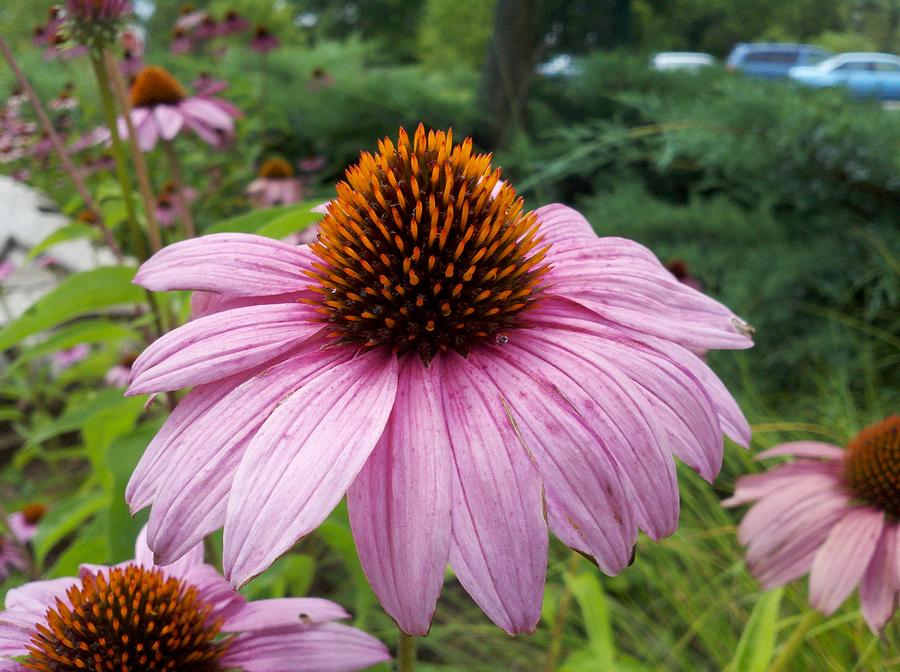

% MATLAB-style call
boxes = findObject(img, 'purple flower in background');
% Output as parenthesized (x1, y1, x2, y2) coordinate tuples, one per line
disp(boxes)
(0, 261, 16, 283)
(220, 9, 250, 35)
(250, 25, 279, 54)
(247, 157, 305, 208)
(64, 0, 132, 21)
(119, 66, 239, 151)
(155, 181, 198, 228)
(298, 154, 327, 173)
(174, 6, 207, 31)
(52, 344, 90, 372)
(126, 127, 752, 635)
(170, 27, 193, 54)
(192, 71, 228, 96)
(195, 14, 220, 40)
(726, 415, 900, 634)
(0, 536, 26, 582)
(0, 527, 390, 671)
(8, 503, 48, 543)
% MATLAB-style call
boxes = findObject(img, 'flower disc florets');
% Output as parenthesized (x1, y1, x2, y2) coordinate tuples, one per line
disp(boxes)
(307, 125, 550, 363)
(130, 66, 187, 109)
(24, 564, 229, 671)
(21, 503, 47, 525)
(259, 157, 294, 179)
(843, 415, 900, 518)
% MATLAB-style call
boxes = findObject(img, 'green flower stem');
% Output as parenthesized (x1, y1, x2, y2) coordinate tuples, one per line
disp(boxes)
(545, 550, 581, 672)
(398, 632, 417, 672)
(0, 36, 122, 263)
(102, 48, 163, 255)
(161, 139, 196, 239)
(769, 610, 821, 672)
(89, 51, 148, 260)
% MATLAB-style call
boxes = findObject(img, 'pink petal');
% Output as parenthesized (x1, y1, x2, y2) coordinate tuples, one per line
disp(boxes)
(224, 598, 349, 632)
(470, 345, 636, 575)
(136, 111, 159, 151)
(4, 577, 78, 616)
(127, 302, 321, 394)
(347, 355, 452, 636)
(809, 507, 885, 615)
(153, 104, 184, 140)
(133, 524, 203, 576)
(223, 349, 399, 587)
(533, 203, 596, 244)
(146, 344, 351, 564)
(183, 114, 223, 146)
(756, 441, 844, 461)
(723, 461, 842, 507)
(512, 327, 680, 539)
(134, 233, 316, 297)
(860, 524, 898, 633)
(190, 291, 306, 319)
(221, 622, 390, 672)
(442, 353, 547, 635)
(180, 97, 235, 130)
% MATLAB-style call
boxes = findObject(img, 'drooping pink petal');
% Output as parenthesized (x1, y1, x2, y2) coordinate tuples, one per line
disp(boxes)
(224, 598, 349, 632)
(809, 507, 885, 614)
(180, 97, 235, 130)
(146, 344, 351, 565)
(183, 114, 223, 146)
(221, 622, 390, 672)
(347, 355, 452, 636)
(133, 525, 203, 577)
(470, 344, 636, 574)
(511, 328, 680, 539)
(136, 111, 159, 151)
(224, 349, 398, 587)
(533, 203, 595, 244)
(127, 303, 321, 394)
(755, 441, 844, 461)
(153, 105, 184, 140)
(723, 460, 842, 507)
(441, 353, 547, 635)
(860, 524, 898, 633)
(133, 233, 315, 297)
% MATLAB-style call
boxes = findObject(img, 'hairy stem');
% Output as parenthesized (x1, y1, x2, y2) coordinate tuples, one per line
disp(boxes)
(89, 52, 148, 260)
(162, 140, 196, 238)
(398, 632, 417, 672)
(0, 37, 122, 263)
(102, 48, 163, 254)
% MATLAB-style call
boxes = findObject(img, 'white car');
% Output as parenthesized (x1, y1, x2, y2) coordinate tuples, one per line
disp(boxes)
(652, 52, 715, 72)
(789, 52, 900, 100)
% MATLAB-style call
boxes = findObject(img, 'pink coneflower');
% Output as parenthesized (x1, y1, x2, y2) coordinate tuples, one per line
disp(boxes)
(174, 5, 207, 31)
(0, 536, 26, 581)
(0, 527, 390, 670)
(8, 503, 47, 543)
(155, 180, 198, 228)
(666, 258, 702, 292)
(726, 416, 900, 634)
(299, 154, 328, 173)
(195, 14, 220, 40)
(49, 83, 78, 111)
(51, 343, 90, 372)
(250, 25, 279, 53)
(247, 157, 305, 208)
(0, 260, 16, 283)
(192, 70, 227, 96)
(220, 9, 250, 35)
(119, 66, 238, 151)
(126, 126, 752, 635)
(119, 29, 145, 78)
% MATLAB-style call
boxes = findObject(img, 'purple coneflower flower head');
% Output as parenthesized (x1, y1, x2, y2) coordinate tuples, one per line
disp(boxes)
(52, 343, 90, 372)
(220, 9, 250, 35)
(0, 526, 390, 670)
(195, 14, 220, 40)
(0, 260, 16, 283)
(49, 83, 78, 111)
(8, 503, 48, 543)
(192, 71, 229, 96)
(126, 126, 752, 636)
(119, 30, 145, 78)
(154, 180, 197, 228)
(247, 157, 305, 208)
(726, 415, 900, 634)
(174, 5, 207, 31)
(119, 66, 238, 151)
(63, 0, 133, 49)
(298, 154, 327, 173)
(0, 536, 26, 581)
(666, 258, 702, 292)
(250, 25, 279, 53)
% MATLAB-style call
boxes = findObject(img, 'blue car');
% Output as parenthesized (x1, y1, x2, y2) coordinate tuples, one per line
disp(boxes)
(726, 43, 831, 80)
(789, 53, 900, 101)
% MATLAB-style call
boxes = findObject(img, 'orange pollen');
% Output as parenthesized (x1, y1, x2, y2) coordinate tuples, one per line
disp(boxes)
(23, 565, 230, 672)
(22, 503, 47, 525)
(842, 415, 900, 518)
(307, 125, 551, 363)
(259, 157, 294, 179)
(130, 66, 187, 109)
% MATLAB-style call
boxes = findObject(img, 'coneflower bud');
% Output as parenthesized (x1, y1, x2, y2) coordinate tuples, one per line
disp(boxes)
(64, 0, 133, 49)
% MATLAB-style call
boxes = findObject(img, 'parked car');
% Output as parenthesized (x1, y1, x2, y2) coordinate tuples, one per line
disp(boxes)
(651, 52, 715, 72)
(726, 43, 831, 79)
(789, 52, 900, 100)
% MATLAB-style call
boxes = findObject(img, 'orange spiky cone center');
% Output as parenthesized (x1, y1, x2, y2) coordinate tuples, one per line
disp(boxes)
(130, 66, 187, 109)
(843, 415, 900, 518)
(259, 157, 294, 179)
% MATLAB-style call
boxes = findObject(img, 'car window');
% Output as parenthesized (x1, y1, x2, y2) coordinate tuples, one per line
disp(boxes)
(833, 61, 870, 72)
(744, 51, 798, 64)
(873, 61, 900, 72)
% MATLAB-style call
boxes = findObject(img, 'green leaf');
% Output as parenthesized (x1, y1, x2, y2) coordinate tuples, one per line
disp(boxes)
(205, 204, 301, 235)
(316, 501, 376, 625)
(26, 223, 97, 261)
(24, 388, 144, 448)
(729, 588, 784, 672)
(46, 517, 109, 578)
(0, 266, 142, 351)
(10, 319, 139, 369)
(565, 570, 615, 670)
(254, 200, 322, 239)
(32, 489, 107, 565)
(240, 554, 316, 601)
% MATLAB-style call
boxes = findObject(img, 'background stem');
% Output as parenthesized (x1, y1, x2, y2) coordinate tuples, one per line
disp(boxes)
(162, 140, 196, 238)
(769, 610, 821, 672)
(398, 631, 417, 672)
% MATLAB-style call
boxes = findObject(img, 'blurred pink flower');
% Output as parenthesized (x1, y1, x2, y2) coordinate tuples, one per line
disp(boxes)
(0, 536, 26, 582)
(49, 83, 78, 111)
(119, 66, 239, 151)
(0, 526, 390, 670)
(247, 157, 305, 208)
(170, 27, 193, 54)
(64, 0, 132, 21)
(298, 154, 327, 173)
(155, 181, 198, 228)
(105, 364, 131, 387)
(726, 415, 900, 633)
(125, 127, 752, 635)
(192, 71, 228, 96)
(0, 260, 16, 283)
(195, 15, 220, 40)
(666, 258, 702, 292)
(52, 344, 90, 371)
(8, 503, 47, 543)
(119, 30, 145, 78)
(250, 25, 279, 53)
(220, 9, 250, 35)
(174, 8, 206, 31)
